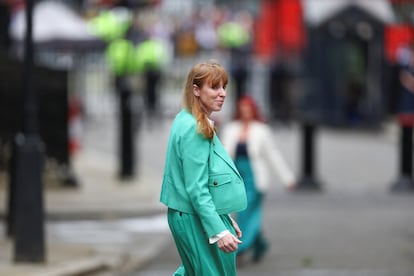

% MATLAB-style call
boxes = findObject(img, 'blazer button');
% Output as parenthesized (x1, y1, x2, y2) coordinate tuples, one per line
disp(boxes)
(213, 181, 218, 186)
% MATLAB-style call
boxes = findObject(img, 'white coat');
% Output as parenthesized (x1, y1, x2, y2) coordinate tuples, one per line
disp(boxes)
(220, 121, 295, 192)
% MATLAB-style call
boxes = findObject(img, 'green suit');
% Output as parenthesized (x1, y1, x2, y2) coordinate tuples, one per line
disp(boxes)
(160, 109, 247, 275)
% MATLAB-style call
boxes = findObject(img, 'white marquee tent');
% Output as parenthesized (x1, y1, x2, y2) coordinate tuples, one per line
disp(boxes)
(10, 1, 99, 45)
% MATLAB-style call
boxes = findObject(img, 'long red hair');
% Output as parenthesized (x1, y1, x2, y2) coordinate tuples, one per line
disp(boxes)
(234, 95, 265, 122)
(183, 60, 228, 139)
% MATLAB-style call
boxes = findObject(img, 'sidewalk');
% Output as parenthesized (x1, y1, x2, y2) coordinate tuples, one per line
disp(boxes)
(0, 146, 170, 276)
(0, 119, 171, 276)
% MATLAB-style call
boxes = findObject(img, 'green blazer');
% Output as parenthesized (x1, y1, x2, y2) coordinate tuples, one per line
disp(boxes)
(160, 109, 247, 238)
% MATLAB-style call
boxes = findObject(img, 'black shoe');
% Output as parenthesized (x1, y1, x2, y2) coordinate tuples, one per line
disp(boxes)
(252, 234, 269, 263)
(252, 244, 268, 263)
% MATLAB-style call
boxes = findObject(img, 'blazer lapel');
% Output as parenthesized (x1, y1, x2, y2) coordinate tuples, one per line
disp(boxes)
(212, 134, 242, 179)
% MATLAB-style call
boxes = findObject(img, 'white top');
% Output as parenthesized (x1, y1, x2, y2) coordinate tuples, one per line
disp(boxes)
(221, 121, 295, 191)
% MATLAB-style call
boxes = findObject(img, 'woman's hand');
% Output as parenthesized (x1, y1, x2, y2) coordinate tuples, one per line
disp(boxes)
(217, 233, 242, 253)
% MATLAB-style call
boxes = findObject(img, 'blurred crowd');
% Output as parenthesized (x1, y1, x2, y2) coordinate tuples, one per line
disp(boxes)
(84, 1, 256, 64)
(1, 0, 414, 126)
(0, 0, 257, 59)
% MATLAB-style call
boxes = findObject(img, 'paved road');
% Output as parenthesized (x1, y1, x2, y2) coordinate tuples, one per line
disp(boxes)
(130, 191, 414, 276)
(127, 119, 414, 276)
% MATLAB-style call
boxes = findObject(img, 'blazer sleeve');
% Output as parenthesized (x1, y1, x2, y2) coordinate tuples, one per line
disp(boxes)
(260, 125, 296, 186)
(180, 123, 227, 238)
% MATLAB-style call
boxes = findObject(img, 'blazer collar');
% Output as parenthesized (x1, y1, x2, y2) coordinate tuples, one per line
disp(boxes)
(212, 134, 242, 179)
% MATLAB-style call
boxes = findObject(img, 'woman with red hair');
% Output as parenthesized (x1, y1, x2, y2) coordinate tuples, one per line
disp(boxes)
(221, 95, 296, 265)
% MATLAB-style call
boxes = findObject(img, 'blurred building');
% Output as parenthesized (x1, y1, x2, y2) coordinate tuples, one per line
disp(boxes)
(299, 0, 395, 127)
(249, 0, 414, 128)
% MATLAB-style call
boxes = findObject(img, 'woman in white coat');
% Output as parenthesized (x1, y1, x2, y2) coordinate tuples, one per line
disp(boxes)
(221, 95, 296, 264)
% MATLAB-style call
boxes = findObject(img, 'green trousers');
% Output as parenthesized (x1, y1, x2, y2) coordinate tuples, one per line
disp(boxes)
(168, 208, 237, 276)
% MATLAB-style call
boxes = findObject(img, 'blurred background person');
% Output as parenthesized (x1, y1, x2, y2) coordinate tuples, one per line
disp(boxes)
(221, 95, 296, 265)
(217, 9, 253, 104)
(397, 43, 414, 108)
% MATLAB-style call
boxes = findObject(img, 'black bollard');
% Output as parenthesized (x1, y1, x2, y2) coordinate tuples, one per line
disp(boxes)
(13, 134, 45, 262)
(6, 137, 18, 238)
(296, 122, 322, 191)
(12, 0, 46, 262)
(391, 114, 414, 192)
(116, 76, 135, 179)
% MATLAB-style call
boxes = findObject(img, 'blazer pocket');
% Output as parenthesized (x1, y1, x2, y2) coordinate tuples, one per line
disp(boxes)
(208, 173, 245, 214)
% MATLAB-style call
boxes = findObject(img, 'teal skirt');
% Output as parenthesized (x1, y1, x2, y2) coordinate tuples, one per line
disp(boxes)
(235, 155, 263, 254)
(168, 209, 237, 276)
